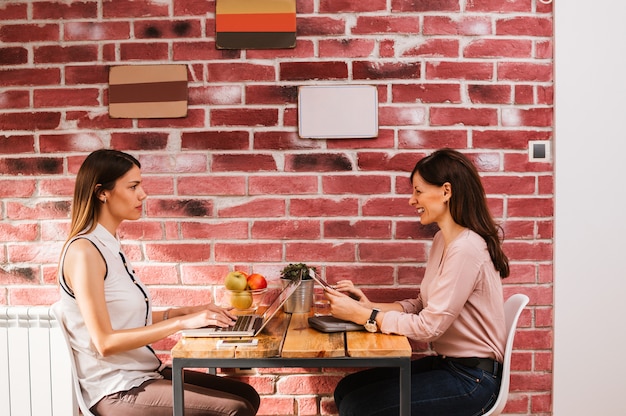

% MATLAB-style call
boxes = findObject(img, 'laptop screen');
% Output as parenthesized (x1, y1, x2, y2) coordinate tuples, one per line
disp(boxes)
(259, 273, 302, 323)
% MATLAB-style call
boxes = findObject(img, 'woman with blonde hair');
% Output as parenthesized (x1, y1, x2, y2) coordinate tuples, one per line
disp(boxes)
(57, 149, 260, 416)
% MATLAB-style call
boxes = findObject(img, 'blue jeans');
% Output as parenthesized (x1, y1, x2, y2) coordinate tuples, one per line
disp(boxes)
(334, 356, 501, 416)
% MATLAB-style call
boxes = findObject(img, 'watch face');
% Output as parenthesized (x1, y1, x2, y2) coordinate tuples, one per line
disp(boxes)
(364, 321, 377, 332)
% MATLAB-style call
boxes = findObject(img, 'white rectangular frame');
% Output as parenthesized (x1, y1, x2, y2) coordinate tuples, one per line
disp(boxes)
(298, 85, 378, 139)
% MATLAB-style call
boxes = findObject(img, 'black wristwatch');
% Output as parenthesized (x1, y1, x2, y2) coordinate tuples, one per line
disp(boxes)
(364, 308, 380, 333)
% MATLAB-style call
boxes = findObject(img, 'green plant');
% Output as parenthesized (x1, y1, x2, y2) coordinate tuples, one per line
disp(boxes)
(280, 263, 316, 281)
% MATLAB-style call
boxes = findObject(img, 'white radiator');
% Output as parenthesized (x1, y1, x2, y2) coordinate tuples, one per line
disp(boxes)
(0, 306, 78, 416)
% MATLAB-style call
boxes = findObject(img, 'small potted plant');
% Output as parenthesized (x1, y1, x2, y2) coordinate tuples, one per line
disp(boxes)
(280, 263, 316, 313)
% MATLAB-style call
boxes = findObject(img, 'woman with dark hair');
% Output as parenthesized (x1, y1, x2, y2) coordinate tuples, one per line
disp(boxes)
(57, 149, 260, 416)
(326, 148, 509, 416)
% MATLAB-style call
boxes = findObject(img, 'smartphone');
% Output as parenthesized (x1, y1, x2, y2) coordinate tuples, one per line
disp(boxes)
(311, 271, 360, 300)
(216, 339, 258, 348)
(309, 270, 335, 290)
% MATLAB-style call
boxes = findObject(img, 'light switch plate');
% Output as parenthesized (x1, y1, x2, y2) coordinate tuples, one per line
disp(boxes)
(529, 140, 551, 162)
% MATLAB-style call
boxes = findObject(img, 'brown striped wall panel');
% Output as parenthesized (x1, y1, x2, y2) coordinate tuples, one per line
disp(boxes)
(109, 65, 188, 119)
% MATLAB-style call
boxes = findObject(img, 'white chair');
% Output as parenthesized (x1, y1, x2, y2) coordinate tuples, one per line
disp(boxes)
(50, 303, 96, 416)
(483, 293, 530, 416)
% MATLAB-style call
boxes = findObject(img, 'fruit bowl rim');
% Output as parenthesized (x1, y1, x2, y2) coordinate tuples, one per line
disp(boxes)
(224, 288, 268, 294)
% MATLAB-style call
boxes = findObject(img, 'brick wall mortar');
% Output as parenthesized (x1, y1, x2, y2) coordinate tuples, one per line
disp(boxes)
(0, 1, 554, 414)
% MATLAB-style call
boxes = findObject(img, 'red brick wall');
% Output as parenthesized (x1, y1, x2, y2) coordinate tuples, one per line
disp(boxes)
(0, 0, 553, 414)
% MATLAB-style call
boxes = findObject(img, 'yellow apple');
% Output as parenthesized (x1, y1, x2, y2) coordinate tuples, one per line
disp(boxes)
(224, 271, 248, 290)
(230, 291, 253, 310)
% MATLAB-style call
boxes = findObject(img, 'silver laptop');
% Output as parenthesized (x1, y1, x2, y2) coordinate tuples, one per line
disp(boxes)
(181, 274, 302, 337)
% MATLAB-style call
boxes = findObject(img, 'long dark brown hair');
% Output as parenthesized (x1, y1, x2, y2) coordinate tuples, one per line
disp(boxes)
(411, 148, 509, 278)
(64, 149, 141, 245)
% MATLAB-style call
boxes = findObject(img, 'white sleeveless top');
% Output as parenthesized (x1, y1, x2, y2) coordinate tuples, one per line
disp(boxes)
(58, 224, 162, 408)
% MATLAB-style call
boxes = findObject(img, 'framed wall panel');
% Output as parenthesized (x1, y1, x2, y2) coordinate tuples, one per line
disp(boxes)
(109, 65, 188, 119)
(216, 0, 296, 49)
(298, 85, 378, 139)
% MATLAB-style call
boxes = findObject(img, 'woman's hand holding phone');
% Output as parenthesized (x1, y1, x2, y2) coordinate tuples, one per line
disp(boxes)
(332, 280, 369, 303)
(324, 282, 372, 324)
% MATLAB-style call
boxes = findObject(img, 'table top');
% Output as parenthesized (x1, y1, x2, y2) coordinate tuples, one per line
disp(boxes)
(171, 310, 412, 360)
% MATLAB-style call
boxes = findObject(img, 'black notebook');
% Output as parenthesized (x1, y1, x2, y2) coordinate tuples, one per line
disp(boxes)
(308, 315, 364, 333)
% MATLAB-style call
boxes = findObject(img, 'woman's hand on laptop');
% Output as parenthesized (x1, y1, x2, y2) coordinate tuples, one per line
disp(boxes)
(179, 304, 237, 329)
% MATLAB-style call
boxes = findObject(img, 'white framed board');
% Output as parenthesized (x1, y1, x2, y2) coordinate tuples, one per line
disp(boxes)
(298, 85, 378, 139)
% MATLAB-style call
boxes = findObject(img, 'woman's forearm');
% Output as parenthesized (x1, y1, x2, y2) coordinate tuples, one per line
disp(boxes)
(155, 304, 205, 323)
(375, 302, 404, 312)
(93, 316, 185, 356)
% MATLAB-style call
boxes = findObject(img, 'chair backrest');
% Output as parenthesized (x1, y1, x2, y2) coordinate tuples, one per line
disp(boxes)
(483, 293, 529, 416)
(50, 303, 96, 416)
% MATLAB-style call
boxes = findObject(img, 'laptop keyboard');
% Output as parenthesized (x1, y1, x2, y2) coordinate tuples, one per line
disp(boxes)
(232, 315, 253, 331)
(215, 315, 254, 332)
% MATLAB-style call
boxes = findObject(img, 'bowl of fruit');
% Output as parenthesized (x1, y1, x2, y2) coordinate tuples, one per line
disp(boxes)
(222, 271, 268, 312)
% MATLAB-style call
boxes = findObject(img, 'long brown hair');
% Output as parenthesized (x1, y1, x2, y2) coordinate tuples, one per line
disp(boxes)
(411, 149, 509, 278)
(64, 149, 141, 245)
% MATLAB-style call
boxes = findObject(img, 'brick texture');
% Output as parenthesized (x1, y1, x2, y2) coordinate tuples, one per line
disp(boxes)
(0, 0, 554, 414)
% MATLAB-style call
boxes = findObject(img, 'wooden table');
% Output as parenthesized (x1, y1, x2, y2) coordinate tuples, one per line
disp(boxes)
(171, 311, 412, 416)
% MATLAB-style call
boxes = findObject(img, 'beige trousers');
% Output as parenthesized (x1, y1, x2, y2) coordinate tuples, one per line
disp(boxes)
(91, 368, 260, 416)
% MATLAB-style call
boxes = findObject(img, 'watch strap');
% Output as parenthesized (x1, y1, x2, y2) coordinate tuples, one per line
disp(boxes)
(368, 308, 380, 323)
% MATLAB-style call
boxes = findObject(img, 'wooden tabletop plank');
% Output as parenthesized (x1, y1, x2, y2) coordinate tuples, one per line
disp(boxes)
(281, 312, 345, 358)
(346, 331, 412, 357)
(172, 336, 234, 358)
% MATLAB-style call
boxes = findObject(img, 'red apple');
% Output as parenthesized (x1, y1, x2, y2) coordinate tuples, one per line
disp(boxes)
(224, 271, 248, 291)
(247, 273, 267, 290)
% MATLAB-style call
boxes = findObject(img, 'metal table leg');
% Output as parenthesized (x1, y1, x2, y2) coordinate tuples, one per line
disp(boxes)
(172, 359, 185, 416)
(399, 358, 411, 416)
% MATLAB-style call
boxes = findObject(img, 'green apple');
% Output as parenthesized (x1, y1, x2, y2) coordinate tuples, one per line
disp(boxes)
(230, 291, 253, 310)
(224, 271, 248, 290)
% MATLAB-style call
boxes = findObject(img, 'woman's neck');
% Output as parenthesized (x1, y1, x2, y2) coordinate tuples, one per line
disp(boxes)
(97, 214, 120, 237)
(438, 217, 466, 247)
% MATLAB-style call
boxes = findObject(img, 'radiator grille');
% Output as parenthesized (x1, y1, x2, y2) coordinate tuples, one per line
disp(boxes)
(0, 306, 77, 416)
